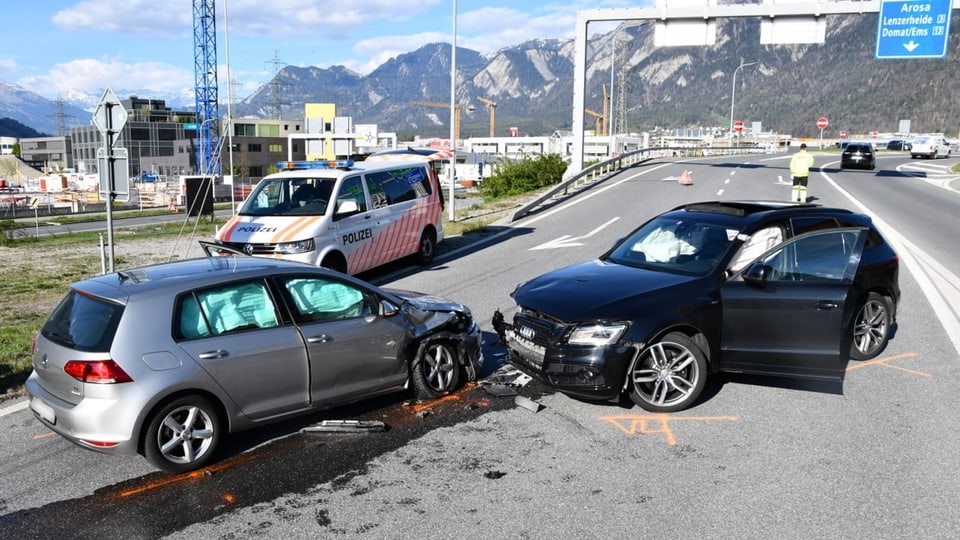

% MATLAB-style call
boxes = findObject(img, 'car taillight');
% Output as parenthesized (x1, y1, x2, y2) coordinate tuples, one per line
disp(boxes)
(64, 360, 133, 384)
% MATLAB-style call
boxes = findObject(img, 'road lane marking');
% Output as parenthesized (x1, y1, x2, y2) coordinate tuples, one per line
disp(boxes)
(530, 217, 620, 250)
(819, 170, 960, 359)
(0, 399, 29, 418)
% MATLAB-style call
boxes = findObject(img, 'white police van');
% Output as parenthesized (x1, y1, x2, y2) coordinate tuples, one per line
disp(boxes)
(215, 159, 444, 274)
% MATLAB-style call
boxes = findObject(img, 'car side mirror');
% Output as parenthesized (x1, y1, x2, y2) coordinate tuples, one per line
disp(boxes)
(742, 262, 770, 286)
(335, 199, 360, 219)
(380, 299, 399, 318)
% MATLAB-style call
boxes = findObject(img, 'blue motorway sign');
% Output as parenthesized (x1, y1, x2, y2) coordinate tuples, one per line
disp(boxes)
(876, 0, 953, 59)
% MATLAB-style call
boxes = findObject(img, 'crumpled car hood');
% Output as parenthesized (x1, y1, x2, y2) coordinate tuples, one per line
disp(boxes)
(383, 288, 473, 336)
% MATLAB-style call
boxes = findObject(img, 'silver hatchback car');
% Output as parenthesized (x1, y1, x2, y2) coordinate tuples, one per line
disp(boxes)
(26, 246, 482, 473)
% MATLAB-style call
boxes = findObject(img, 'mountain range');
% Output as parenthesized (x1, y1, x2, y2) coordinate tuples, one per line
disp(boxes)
(4, 12, 960, 140)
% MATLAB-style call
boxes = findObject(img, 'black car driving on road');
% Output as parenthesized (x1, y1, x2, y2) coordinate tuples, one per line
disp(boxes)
(493, 201, 900, 413)
(840, 143, 876, 170)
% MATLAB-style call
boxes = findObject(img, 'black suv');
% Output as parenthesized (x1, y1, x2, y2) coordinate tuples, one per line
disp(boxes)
(886, 139, 911, 151)
(494, 201, 900, 412)
(841, 143, 876, 170)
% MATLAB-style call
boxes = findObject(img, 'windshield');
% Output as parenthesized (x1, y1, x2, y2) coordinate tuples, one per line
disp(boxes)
(604, 215, 737, 276)
(238, 177, 336, 216)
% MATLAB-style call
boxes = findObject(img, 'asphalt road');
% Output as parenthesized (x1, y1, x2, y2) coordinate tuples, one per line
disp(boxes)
(2, 150, 959, 539)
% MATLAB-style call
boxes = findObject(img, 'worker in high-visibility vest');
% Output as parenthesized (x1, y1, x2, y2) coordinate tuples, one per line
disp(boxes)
(789, 143, 815, 203)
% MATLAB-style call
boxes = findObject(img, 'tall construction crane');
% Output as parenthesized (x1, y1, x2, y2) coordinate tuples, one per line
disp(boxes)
(602, 84, 609, 138)
(409, 101, 463, 142)
(193, 0, 220, 176)
(585, 109, 605, 137)
(476, 97, 497, 137)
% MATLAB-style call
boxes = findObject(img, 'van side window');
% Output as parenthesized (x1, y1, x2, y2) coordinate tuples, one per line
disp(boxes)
(366, 167, 430, 207)
(334, 176, 368, 215)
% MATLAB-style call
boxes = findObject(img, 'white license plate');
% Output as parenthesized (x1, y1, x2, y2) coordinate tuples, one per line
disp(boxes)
(30, 396, 56, 425)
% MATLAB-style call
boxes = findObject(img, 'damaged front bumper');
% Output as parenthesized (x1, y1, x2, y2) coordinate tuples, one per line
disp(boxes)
(492, 309, 632, 401)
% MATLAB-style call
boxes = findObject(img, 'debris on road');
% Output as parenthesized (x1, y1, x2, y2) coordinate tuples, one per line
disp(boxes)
(514, 395, 543, 413)
(301, 420, 387, 433)
(483, 384, 518, 397)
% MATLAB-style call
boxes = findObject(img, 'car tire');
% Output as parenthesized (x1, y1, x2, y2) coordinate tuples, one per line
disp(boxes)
(850, 292, 894, 361)
(143, 395, 221, 473)
(627, 332, 707, 413)
(414, 229, 437, 266)
(411, 339, 461, 399)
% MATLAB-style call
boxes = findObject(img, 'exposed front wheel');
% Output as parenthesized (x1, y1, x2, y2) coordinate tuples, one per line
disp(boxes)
(850, 292, 893, 360)
(411, 339, 461, 399)
(627, 332, 707, 413)
(143, 396, 221, 473)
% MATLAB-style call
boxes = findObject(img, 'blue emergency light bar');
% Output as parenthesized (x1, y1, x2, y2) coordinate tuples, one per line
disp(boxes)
(277, 159, 355, 171)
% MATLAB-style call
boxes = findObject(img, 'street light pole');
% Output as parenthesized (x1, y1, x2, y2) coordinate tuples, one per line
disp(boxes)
(609, 29, 617, 156)
(448, 0, 457, 222)
(729, 60, 756, 139)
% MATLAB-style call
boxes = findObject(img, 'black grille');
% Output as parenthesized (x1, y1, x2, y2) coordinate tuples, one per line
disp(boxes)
(513, 314, 561, 349)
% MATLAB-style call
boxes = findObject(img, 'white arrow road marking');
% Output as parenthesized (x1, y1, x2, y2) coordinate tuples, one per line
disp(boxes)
(531, 217, 621, 250)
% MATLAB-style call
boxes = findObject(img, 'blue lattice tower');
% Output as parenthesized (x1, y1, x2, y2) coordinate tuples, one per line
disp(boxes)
(193, 0, 220, 176)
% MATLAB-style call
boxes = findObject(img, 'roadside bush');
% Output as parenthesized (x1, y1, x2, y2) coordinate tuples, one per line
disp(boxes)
(479, 153, 568, 199)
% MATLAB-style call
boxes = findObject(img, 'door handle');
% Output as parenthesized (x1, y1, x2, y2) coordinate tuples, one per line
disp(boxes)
(815, 301, 838, 310)
(307, 334, 333, 344)
(198, 349, 229, 359)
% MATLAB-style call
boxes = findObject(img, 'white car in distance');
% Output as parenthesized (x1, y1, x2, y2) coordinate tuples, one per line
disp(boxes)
(910, 135, 952, 159)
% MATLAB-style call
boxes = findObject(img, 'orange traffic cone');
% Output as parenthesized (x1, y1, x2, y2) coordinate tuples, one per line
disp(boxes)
(678, 170, 694, 185)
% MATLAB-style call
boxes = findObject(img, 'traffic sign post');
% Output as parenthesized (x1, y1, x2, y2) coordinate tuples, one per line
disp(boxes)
(97, 147, 129, 202)
(817, 117, 829, 148)
(876, 0, 952, 59)
(92, 88, 129, 273)
(92, 88, 128, 148)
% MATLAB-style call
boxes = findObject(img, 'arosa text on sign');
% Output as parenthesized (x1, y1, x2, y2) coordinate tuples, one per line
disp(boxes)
(875, 0, 953, 59)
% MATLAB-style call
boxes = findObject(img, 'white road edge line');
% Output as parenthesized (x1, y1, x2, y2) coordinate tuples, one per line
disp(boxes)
(0, 399, 29, 418)
(819, 169, 960, 358)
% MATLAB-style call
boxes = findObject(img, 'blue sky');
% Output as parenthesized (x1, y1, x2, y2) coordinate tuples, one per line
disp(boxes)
(2, 0, 632, 102)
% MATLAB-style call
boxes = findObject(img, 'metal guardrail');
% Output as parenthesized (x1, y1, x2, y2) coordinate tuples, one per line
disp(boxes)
(508, 144, 778, 222)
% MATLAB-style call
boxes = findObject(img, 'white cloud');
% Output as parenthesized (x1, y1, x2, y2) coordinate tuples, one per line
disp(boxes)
(216, 0, 445, 38)
(52, 0, 189, 35)
(0, 59, 18, 81)
(17, 58, 192, 99)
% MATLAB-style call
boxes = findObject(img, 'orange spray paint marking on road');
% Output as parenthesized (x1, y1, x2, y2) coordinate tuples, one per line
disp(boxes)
(33, 432, 57, 440)
(602, 413, 738, 446)
(845, 352, 927, 377)
(119, 454, 257, 497)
